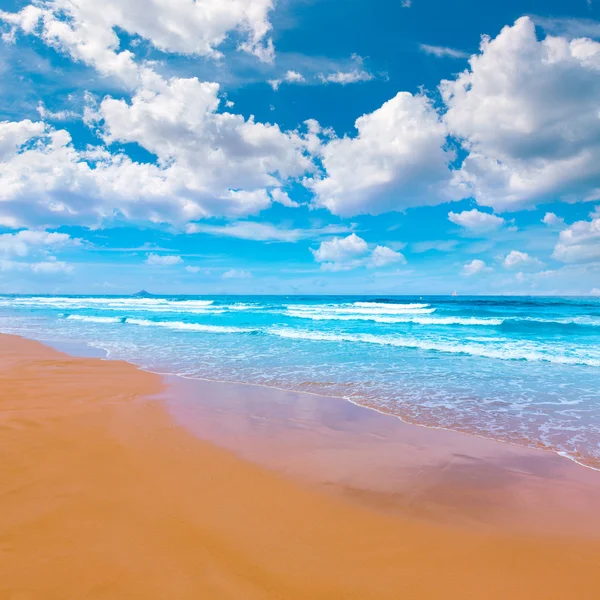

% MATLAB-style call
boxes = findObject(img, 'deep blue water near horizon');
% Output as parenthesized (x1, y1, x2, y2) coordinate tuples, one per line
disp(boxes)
(1, 294, 600, 469)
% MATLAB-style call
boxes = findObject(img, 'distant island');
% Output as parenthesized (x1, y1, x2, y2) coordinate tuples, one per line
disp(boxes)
(132, 290, 153, 298)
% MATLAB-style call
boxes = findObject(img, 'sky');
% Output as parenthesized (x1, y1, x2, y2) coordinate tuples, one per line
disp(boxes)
(1, 0, 600, 295)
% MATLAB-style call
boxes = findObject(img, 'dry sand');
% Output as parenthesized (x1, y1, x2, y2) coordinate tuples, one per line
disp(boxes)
(2, 333, 600, 599)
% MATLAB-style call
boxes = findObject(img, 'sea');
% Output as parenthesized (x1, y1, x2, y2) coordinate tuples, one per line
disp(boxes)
(1, 294, 599, 469)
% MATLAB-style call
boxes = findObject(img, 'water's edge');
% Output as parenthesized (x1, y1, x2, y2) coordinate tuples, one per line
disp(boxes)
(37, 333, 600, 474)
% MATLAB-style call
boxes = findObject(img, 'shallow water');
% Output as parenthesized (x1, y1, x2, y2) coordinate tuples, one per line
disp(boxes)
(1, 294, 599, 468)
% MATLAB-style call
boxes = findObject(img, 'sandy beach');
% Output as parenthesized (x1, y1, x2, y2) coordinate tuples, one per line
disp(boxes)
(2, 333, 600, 600)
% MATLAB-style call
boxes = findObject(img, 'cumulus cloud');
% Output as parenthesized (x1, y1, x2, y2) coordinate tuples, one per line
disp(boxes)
(98, 75, 312, 211)
(222, 268, 252, 279)
(368, 245, 406, 267)
(0, 0, 275, 86)
(462, 259, 492, 276)
(448, 209, 505, 233)
(0, 76, 314, 228)
(503, 250, 542, 269)
(0, 229, 78, 275)
(0, 120, 45, 162)
(552, 214, 600, 262)
(420, 44, 469, 59)
(0, 230, 79, 257)
(441, 17, 600, 211)
(542, 212, 565, 227)
(185, 265, 200, 273)
(270, 188, 300, 208)
(284, 70, 305, 83)
(310, 92, 456, 216)
(311, 233, 368, 263)
(267, 70, 307, 91)
(145, 253, 183, 266)
(311, 234, 404, 271)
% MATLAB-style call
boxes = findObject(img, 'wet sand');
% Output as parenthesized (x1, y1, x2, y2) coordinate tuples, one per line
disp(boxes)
(166, 376, 600, 536)
(2, 333, 600, 599)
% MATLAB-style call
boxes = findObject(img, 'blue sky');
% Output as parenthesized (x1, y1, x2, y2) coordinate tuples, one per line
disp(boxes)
(1, 0, 600, 295)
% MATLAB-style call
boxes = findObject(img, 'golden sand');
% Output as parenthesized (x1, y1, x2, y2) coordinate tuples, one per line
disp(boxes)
(2, 334, 600, 599)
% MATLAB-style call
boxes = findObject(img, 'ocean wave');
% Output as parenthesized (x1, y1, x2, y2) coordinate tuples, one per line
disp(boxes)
(225, 303, 256, 310)
(268, 328, 600, 367)
(286, 311, 502, 326)
(65, 315, 124, 324)
(0, 296, 215, 309)
(125, 318, 255, 334)
(286, 304, 435, 315)
(501, 316, 600, 329)
(353, 302, 430, 309)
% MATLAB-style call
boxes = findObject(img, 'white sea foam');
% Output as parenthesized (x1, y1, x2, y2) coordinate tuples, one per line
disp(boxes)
(0, 296, 215, 309)
(125, 318, 254, 334)
(352, 302, 430, 309)
(0, 296, 223, 314)
(286, 304, 436, 315)
(286, 311, 502, 326)
(268, 328, 600, 367)
(65, 315, 123, 324)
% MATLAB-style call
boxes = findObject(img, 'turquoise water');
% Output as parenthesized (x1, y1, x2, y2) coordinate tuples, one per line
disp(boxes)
(1, 294, 599, 468)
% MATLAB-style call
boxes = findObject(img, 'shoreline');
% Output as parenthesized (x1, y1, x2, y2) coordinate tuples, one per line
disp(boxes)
(42, 334, 600, 474)
(3, 332, 600, 598)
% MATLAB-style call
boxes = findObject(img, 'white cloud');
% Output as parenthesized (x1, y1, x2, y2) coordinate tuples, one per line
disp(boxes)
(441, 17, 600, 212)
(37, 102, 77, 121)
(187, 221, 350, 242)
(310, 92, 456, 216)
(462, 259, 491, 276)
(552, 214, 600, 262)
(185, 266, 200, 273)
(146, 253, 183, 266)
(590, 288, 600, 296)
(448, 209, 505, 233)
(0, 229, 78, 275)
(267, 71, 309, 91)
(97, 75, 312, 215)
(0, 230, 79, 257)
(0, 256, 73, 274)
(1, 0, 275, 86)
(503, 250, 542, 269)
(420, 44, 469, 59)
(311, 234, 404, 271)
(316, 53, 374, 85)
(0, 76, 314, 227)
(284, 70, 305, 83)
(222, 268, 252, 279)
(267, 70, 307, 91)
(269, 57, 374, 90)
(0, 120, 45, 162)
(542, 212, 565, 227)
(270, 188, 300, 208)
(311, 233, 368, 263)
(318, 69, 374, 85)
(368, 245, 406, 267)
